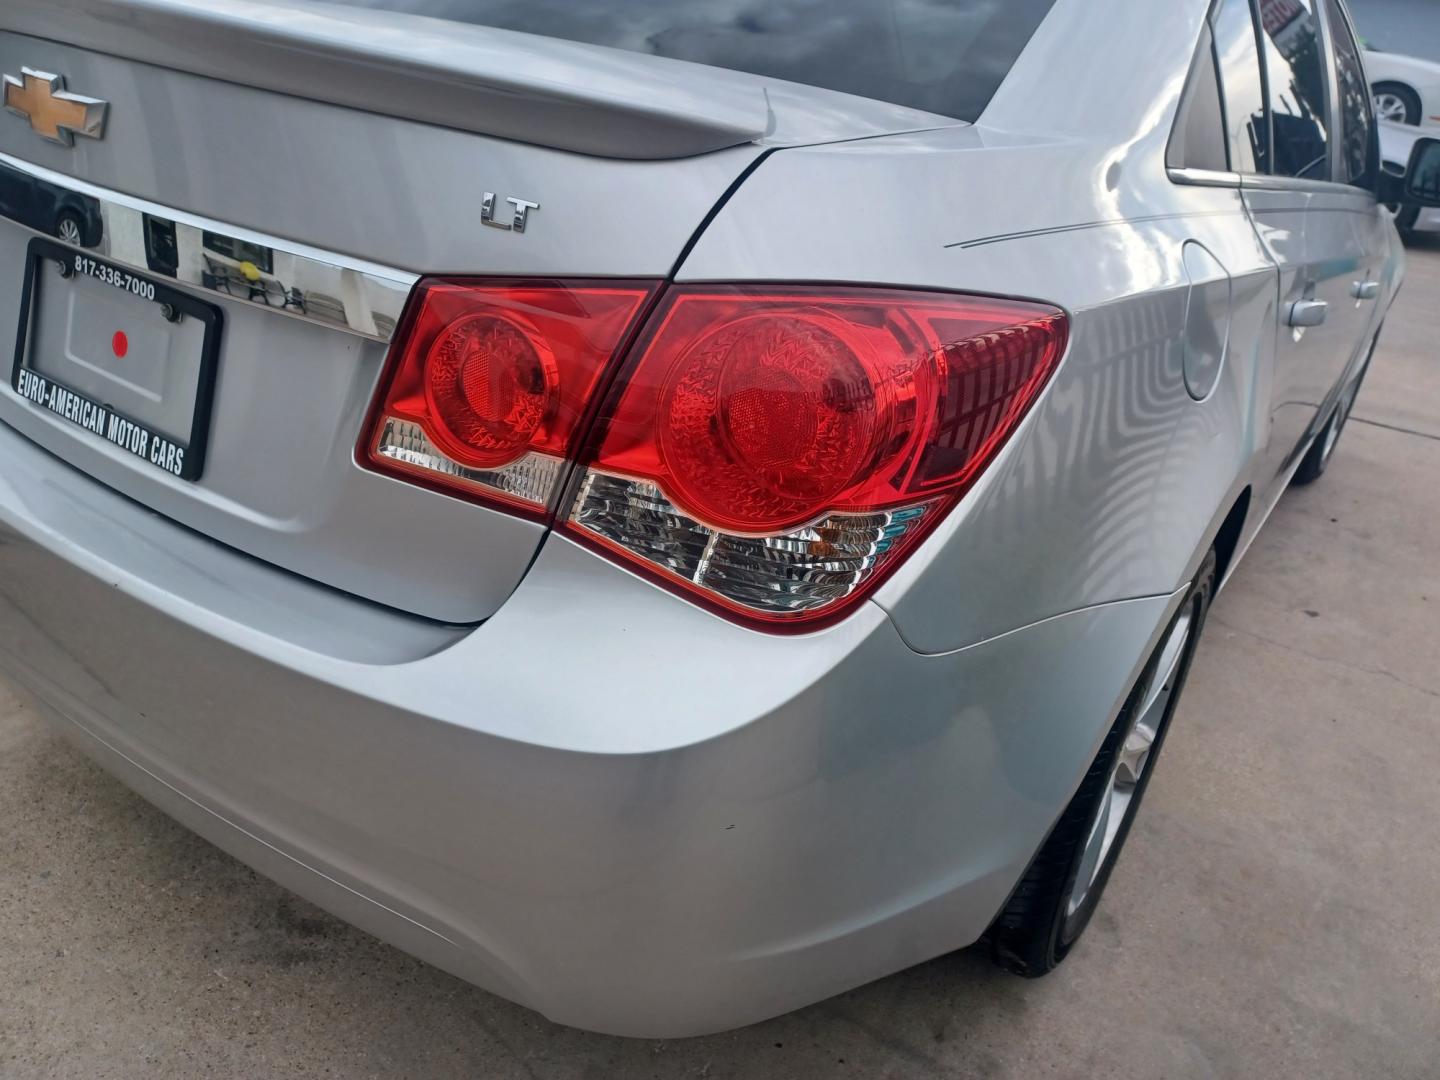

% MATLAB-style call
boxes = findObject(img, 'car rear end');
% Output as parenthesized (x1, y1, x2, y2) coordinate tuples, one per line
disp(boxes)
(0, 0, 1208, 1035)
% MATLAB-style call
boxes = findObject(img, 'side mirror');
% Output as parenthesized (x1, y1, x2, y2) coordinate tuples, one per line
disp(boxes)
(1401, 137, 1440, 207)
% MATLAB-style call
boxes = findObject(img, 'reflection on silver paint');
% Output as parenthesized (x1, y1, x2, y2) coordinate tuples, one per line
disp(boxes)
(0, 150, 415, 341)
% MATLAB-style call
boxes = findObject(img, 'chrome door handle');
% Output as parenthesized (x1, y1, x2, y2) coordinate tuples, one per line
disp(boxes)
(1351, 280, 1380, 300)
(1287, 299, 1329, 328)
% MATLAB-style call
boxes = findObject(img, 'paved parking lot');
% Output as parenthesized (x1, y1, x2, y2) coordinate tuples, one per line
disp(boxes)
(3, 240, 1438, 1080)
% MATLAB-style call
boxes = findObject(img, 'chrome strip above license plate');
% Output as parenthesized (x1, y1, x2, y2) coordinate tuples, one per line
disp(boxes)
(0, 150, 416, 343)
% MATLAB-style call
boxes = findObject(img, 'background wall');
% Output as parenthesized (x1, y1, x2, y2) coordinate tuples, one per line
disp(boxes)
(1352, 0, 1440, 63)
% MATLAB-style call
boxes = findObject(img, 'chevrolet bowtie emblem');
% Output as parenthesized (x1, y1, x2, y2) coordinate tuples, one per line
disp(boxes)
(3, 68, 108, 146)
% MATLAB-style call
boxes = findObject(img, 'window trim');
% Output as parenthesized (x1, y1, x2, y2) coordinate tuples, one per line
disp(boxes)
(1167, 0, 1245, 188)
(1167, 166, 1242, 188)
(1236, 171, 1362, 193)
(1315, 0, 1346, 185)
(1166, 20, 1231, 174)
(1169, 0, 1376, 199)
(1248, 0, 1274, 179)
(1255, 0, 1333, 184)
(1316, 0, 1381, 194)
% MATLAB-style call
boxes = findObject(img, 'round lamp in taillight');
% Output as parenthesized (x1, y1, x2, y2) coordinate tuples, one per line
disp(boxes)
(423, 311, 559, 469)
(658, 311, 888, 534)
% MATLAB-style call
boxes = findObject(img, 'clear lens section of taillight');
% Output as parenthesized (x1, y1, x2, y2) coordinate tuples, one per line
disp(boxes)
(572, 470, 934, 616)
(361, 279, 655, 517)
(562, 287, 1068, 630)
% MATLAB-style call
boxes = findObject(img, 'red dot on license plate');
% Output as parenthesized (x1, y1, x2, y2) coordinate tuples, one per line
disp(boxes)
(111, 330, 128, 358)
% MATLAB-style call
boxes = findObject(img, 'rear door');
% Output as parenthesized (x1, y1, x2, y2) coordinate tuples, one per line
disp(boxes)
(1321, 0, 1392, 355)
(1228, 0, 1367, 501)
(1300, 0, 1390, 406)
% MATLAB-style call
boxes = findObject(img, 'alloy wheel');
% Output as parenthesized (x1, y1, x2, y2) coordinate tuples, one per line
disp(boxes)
(1061, 606, 1194, 940)
(1373, 91, 1412, 124)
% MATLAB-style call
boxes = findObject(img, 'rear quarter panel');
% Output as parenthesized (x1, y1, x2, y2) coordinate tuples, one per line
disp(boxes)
(677, 0, 1277, 652)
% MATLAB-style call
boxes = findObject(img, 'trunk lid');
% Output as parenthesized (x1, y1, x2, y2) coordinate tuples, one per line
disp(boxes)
(0, 3, 956, 622)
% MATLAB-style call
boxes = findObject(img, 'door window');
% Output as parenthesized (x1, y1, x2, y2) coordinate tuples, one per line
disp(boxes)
(1211, 0, 1271, 174)
(1324, 0, 1374, 187)
(1255, 0, 1331, 181)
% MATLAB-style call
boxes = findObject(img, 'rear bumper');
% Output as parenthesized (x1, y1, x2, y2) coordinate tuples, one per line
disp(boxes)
(0, 421, 1177, 1036)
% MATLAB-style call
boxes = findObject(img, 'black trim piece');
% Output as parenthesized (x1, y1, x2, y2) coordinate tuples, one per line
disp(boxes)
(668, 147, 776, 279)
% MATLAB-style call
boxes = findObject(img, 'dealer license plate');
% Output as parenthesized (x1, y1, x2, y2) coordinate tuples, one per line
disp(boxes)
(10, 237, 221, 480)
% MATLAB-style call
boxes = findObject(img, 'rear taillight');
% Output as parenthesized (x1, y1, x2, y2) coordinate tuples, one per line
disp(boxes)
(362, 281, 1066, 630)
(563, 287, 1067, 629)
(362, 279, 656, 517)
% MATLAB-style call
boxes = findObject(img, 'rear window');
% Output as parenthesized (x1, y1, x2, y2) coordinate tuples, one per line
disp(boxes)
(324, 0, 1059, 121)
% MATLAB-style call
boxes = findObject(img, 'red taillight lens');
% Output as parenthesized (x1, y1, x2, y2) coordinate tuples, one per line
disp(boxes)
(563, 287, 1067, 630)
(361, 279, 656, 516)
(423, 311, 558, 469)
(362, 279, 1067, 631)
(657, 308, 891, 533)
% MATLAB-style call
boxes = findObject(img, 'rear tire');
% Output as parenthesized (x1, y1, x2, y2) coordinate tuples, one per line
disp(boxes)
(1292, 351, 1370, 487)
(986, 550, 1216, 977)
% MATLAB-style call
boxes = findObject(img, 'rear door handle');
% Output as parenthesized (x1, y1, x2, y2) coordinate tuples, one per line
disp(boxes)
(1287, 299, 1329, 328)
(1351, 280, 1380, 301)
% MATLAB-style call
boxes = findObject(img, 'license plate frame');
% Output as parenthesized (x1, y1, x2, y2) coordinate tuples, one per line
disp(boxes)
(10, 237, 223, 481)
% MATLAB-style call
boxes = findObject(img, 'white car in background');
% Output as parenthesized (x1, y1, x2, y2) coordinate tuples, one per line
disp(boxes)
(1370, 43, 1440, 234)
(1367, 48, 1440, 127)
(1381, 118, 1440, 233)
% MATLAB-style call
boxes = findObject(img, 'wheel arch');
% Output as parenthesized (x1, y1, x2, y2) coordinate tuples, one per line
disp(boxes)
(1372, 79, 1422, 124)
(1211, 486, 1250, 589)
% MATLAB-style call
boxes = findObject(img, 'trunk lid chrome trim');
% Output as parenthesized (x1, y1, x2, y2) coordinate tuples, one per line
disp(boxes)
(0, 150, 416, 342)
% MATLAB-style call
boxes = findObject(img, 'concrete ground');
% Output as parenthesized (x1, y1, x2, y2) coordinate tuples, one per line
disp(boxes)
(3, 243, 1439, 1080)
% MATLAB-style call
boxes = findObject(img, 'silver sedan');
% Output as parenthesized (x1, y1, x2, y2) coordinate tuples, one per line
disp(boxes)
(0, 0, 1435, 1038)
